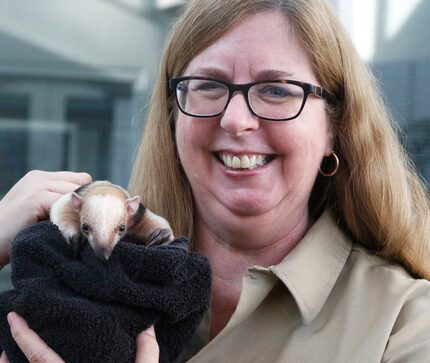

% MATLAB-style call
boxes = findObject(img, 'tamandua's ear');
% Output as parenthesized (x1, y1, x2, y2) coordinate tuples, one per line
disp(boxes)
(126, 195, 140, 215)
(70, 192, 83, 211)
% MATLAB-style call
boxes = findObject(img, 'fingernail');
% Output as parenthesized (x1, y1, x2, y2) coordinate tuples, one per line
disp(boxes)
(145, 325, 156, 337)
(7, 312, 17, 326)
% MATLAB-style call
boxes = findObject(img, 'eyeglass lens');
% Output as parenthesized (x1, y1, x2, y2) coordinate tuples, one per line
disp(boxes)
(176, 79, 305, 120)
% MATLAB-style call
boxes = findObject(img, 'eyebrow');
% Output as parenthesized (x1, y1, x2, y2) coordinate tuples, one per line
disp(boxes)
(255, 69, 295, 80)
(192, 67, 230, 79)
(192, 67, 295, 81)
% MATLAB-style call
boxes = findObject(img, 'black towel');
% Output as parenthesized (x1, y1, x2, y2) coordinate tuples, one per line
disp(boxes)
(0, 221, 211, 363)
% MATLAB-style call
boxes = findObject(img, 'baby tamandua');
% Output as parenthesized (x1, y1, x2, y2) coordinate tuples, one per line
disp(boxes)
(50, 181, 174, 260)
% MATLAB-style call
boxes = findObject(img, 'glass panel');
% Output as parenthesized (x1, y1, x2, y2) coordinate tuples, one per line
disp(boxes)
(0, 93, 30, 196)
(372, 61, 430, 185)
(66, 97, 113, 180)
(0, 93, 30, 119)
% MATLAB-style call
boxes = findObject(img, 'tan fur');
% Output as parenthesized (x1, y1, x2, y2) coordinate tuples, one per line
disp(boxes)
(57, 207, 80, 231)
(50, 193, 80, 240)
(51, 181, 174, 259)
(85, 182, 129, 200)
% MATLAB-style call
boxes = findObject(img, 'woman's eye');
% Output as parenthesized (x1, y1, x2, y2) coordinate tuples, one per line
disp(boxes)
(259, 86, 290, 98)
(194, 81, 223, 92)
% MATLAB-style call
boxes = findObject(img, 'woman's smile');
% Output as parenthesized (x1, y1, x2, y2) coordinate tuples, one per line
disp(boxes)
(216, 152, 275, 170)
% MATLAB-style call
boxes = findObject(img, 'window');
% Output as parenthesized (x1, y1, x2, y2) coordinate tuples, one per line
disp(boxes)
(0, 93, 30, 196)
(66, 97, 113, 180)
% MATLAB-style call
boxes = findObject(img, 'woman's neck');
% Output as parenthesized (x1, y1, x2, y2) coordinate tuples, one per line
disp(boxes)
(194, 210, 311, 338)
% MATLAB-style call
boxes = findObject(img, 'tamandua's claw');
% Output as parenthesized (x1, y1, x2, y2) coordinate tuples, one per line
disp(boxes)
(146, 228, 173, 247)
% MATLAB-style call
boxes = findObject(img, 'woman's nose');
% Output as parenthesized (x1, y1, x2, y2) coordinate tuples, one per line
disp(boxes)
(219, 94, 259, 136)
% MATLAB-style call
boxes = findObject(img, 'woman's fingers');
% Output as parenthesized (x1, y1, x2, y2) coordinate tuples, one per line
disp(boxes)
(1, 170, 91, 206)
(45, 171, 92, 185)
(0, 170, 92, 221)
(135, 325, 160, 363)
(7, 312, 64, 363)
(0, 170, 91, 266)
(6, 315, 160, 363)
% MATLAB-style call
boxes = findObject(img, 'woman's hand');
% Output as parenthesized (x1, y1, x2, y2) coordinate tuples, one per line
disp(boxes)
(0, 312, 160, 363)
(135, 325, 160, 362)
(0, 312, 63, 363)
(0, 170, 92, 267)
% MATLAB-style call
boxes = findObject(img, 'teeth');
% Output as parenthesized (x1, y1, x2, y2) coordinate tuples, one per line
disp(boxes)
(219, 153, 270, 170)
(240, 155, 250, 169)
(232, 156, 241, 168)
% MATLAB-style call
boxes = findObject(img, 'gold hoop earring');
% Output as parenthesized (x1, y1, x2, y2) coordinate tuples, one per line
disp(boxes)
(319, 152, 339, 177)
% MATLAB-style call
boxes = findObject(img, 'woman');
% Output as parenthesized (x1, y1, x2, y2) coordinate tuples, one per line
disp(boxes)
(1, 0, 430, 361)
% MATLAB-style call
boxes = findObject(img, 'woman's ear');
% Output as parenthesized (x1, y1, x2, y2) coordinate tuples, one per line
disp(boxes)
(324, 118, 336, 156)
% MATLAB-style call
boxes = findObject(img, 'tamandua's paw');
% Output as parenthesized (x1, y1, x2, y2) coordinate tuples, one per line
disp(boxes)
(139, 208, 175, 245)
(127, 205, 176, 247)
(146, 228, 174, 247)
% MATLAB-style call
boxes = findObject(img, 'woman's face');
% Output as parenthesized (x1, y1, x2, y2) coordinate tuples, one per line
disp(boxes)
(175, 12, 333, 239)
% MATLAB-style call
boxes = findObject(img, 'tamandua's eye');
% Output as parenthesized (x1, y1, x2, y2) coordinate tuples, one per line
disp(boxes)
(118, 224, 126, 233)
(82, 223, 90, 234)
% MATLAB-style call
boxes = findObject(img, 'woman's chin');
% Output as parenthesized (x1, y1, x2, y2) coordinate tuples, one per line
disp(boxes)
(220, 197, 276, 218)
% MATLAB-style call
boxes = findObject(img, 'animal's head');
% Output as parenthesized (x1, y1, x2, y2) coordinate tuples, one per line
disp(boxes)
(71, 192, 140, 260)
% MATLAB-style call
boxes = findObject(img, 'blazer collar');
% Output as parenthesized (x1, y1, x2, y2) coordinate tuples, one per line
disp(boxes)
(268, 211, 353, 324)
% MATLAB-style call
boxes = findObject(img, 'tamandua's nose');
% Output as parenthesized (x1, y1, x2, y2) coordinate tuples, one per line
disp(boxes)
(93, 245, 113, 261)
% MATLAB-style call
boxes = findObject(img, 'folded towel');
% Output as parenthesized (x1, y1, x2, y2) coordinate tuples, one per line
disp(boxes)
(0, 221, 211, 363)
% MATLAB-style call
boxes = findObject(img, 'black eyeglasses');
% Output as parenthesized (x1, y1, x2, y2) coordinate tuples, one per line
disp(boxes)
(169, 76, 333, 121)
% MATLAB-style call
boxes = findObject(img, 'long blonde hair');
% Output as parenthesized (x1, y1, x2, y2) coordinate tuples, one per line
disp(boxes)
(129, 0, 430, 279)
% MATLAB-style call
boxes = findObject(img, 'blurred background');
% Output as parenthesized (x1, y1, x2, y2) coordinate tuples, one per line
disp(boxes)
(0, 0, 429, 289)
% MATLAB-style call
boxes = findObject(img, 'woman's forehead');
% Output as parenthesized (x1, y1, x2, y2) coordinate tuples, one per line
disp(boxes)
(183, 12, 316, 83)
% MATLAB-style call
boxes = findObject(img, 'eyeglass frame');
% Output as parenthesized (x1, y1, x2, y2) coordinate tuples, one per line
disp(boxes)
(168, 76, 334, 122)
